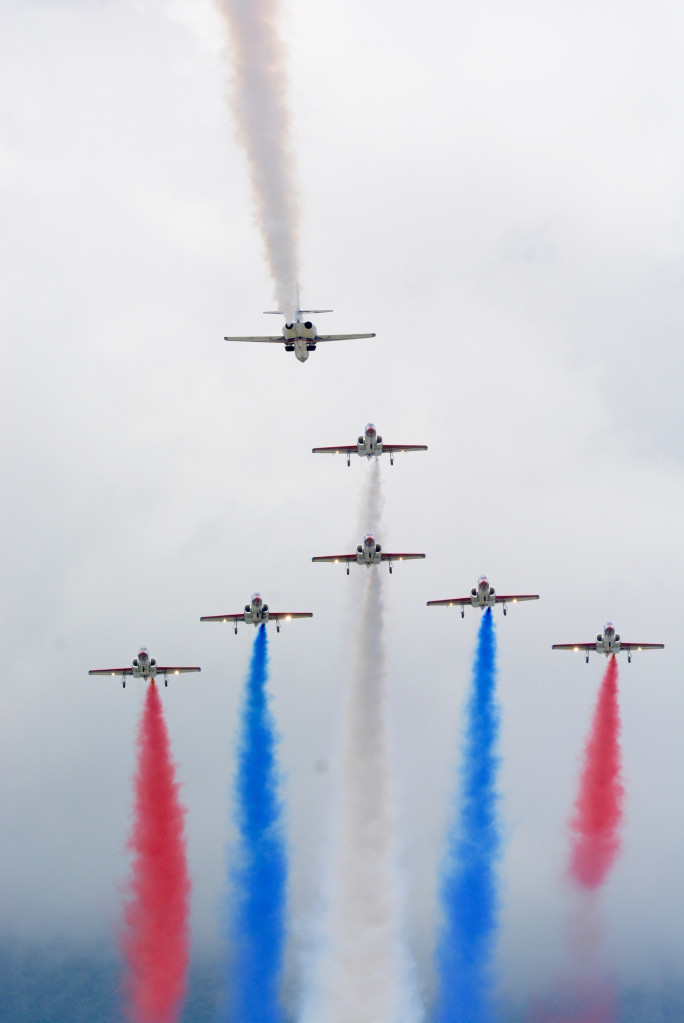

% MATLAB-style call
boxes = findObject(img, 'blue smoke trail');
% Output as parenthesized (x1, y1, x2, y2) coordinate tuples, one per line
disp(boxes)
(434, 607, 500, 1023)
(222, 624, 286, 1023)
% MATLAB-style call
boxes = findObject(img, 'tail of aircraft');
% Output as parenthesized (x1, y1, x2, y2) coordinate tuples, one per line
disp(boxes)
(263, 282, 332, 322)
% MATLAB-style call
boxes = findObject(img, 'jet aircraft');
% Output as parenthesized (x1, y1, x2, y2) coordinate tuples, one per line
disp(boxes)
(88, 647, 201, 688)
(200, 592, 313, 634)
(427, 575, 540, 617)
(312, 533, 426, 574)
(552, 622, 665, 663)
(224, 286, 375, 363)
(312, 423, 428, 465)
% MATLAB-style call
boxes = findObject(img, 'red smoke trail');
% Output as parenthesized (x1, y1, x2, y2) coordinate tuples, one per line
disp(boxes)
(569, 656, 624, 889)
(122, 682, 191, 1023)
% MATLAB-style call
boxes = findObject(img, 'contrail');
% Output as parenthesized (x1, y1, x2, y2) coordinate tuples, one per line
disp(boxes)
(222, 625, 286, 1023)
(569, 655, 624, 890)
(122, 683, 191, 1023)
(300, 463, 420, 1023)
(434, 607, 500, 1023)
(213, 0, 299, 314)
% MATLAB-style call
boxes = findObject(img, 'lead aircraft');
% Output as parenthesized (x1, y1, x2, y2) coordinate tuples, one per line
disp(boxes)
(88, 647, 201, 688)
(312, 533, 426, 574)
(427, 575, 540, 617)
(312, 422, 428, 465)
(200, 592, 313, 634)
(552, 622, 665, 663)
(224, 285, 375, 363)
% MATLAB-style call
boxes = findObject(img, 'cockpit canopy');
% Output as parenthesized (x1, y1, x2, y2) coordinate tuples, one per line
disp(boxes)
(604, 621, 615, 634)
(365, 534, 375, 547)
(252, 593, 263, 607)
(365, 423, 376, 437)
(138, 647, 149, 660)
(478, 575, 489, 588)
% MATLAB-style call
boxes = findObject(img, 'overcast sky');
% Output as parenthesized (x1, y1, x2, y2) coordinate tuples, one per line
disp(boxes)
(1, 0, 683, 1014)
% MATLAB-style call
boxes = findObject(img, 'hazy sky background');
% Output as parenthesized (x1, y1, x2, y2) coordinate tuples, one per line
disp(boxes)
(2, 0, 684, 1015)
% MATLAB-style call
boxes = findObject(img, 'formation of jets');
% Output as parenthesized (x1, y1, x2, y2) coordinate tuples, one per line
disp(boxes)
(90, 286, 667, 683)
(224, 286, 375, 363)
(313, 422, 428, 466)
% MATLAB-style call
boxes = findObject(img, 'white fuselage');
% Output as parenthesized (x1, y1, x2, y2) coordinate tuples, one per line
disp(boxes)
(471, 580, 496, 608)
(132, 650, 157, 677)
(356, 537, 382, 566)
(357, 424, 383, 458)
(596, 627, 620, 655)
(244, 595, 269, 625)
(283, 319, 317, 362)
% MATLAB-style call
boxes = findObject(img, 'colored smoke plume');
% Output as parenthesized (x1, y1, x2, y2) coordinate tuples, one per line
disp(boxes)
(122, 682, 190, 1023)
(213, 0, 299, 314)
(434, 606, 500, 1023)
(569, 656, 624, 890)
(222, 624, 286, 1023)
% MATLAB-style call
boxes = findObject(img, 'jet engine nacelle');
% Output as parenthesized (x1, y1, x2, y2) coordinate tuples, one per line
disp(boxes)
(245, 605, 251, 613)
(357, 545, 364, 553)
(358, 436, 364, 445)
(262, 604, 269, 612)
(132, 658, 138, 666)
(597, 634, 603, 642)
(150, 658, 156, 666)
(489, 587, 495, 596)
(615, 634, 620, 642)
(375, 544, 381, 553)
(471, 588, 477, 596)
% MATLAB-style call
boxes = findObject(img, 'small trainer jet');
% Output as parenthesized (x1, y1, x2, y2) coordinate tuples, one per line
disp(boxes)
(312, 423, 428, 466)
(552, 622, 665, 663)
(200, 592, 313, 634)
(224, 286, 375, 363)
(88, 647, 201, 688)
(427, 575, 540, 617)
(312, 533, 426, 574)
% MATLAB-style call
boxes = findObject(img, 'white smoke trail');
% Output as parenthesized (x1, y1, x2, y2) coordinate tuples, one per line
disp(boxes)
(213, 0, 299, 314)
(299, 465, 422, 1023)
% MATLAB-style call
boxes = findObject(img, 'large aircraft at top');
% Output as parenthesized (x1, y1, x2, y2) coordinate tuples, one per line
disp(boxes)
(427, 575, 540, 617)
(312, 422, 428, 465)
(312, 533, 425, 574)
(552, 621, 665, 663)
(224, 285, 375, 363)
(88, 647, 201, 687)
(200, 592, 313, 634)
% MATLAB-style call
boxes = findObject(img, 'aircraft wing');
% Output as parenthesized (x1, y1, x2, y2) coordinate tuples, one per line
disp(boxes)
(618, 642, 665, 652)
(224, 335, 286, 343)
(314, 333, 376, 342)
(494, 594, 539, 604)
(89, 667, 134, 676)
(155, 666, 201, 674)
(381, 444, 428, 453)
(551, 643, 596, 651)
(268, 612, 314, 621)
(426, 596, 471, 607)
(312, 445, 357, 454)
(200, 613, 243, 622)
(312, 554, 356, 563)
(380, 552, 426, 562)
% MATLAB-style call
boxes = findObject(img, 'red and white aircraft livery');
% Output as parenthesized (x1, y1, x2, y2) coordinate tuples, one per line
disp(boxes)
(200, 592, 313, 635)
(312, 533, 426, 575)
(312, 423, 428, 466)
(88, 647, 201, 688)
(552, 621, 665, 663)
(224, 286, 375, 364)
(427, 575, 540, 617)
